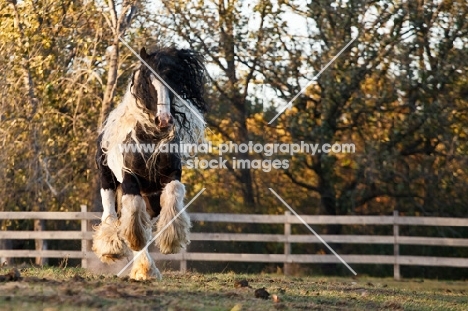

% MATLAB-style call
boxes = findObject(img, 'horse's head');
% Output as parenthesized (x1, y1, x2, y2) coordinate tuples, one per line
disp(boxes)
(131, 47, 207, 132)
(132, 47, 174, 130)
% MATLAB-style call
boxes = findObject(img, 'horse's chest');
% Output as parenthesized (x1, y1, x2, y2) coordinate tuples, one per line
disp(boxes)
(122, 134, 181, 181)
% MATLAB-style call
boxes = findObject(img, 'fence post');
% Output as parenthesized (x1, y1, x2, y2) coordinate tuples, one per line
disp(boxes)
(180, 249, 187, 273)
(284, 211, 291, 276)
(393, 210, 400, 280)
(81, 205, 88, 269)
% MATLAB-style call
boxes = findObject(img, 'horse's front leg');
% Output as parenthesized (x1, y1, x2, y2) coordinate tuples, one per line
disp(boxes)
(120, 173, 160, 280)
(92, 147, 127, 263)
(156, 180, 191, 254)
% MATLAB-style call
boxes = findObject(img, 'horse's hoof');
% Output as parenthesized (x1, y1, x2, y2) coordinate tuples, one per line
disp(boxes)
(94, 245, 127, 264)
(100, 253, 125, 263)
(97, 255, 116, 264)
(92, 218, 127, 263)
(129, 267, 162, 281)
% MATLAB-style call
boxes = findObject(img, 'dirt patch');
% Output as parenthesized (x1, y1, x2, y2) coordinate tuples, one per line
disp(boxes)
(0, 267, 467, 311)
(0, 268, 21, 282)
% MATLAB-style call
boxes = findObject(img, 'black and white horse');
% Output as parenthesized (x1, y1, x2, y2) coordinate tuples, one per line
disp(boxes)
(93, 47, 206, 280)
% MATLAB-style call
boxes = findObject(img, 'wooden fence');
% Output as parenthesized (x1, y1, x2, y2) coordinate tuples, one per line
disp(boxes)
(1, 207, 468, 279)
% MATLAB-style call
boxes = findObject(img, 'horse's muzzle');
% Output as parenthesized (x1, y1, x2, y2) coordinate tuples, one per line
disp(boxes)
(155, 113, 174, 130)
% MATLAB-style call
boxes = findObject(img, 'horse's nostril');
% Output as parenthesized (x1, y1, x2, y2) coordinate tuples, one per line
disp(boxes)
(155, 115, 173, 129)
(155, 116, 161, 126)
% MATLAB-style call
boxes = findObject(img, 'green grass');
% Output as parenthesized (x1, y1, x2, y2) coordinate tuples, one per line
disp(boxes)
(0, 267, 467, 310)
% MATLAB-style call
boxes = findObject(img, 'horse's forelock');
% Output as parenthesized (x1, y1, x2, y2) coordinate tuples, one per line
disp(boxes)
(131, 66, 157, 113)
(143, 48, 206, 109)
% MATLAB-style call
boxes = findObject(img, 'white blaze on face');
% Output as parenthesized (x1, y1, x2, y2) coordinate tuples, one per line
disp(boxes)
(150, 75, 172, 128)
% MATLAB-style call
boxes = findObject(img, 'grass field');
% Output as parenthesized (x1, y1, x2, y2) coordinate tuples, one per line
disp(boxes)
(0, 267, 467, 310)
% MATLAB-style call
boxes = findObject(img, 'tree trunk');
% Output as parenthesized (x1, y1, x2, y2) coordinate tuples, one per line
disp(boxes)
(220, 2, 255, 207)
(98, 40, 119, 130)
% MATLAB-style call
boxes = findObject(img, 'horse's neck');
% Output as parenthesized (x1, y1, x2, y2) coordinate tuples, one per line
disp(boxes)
(102, 92, 145, 141)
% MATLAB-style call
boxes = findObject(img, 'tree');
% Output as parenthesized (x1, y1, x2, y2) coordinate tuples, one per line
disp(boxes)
(157, 0, 286, 209)
(0, 0, 109, 264)
(264, 0, 468, 220)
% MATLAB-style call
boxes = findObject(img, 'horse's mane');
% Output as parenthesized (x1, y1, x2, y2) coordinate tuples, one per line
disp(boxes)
(100, 47, 207, 183)
(135, 47, 206, 114)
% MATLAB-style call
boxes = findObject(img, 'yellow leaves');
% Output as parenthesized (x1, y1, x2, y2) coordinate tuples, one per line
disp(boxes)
(340, 157, 358, 170)
(206, 128, 223, 142)
(253, 113, 264, 122)
(341, 157, 352, 167)
(41, 37, 53, 50)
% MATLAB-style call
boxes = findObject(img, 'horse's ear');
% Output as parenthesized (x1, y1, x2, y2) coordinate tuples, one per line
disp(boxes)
(140, 47, 148, 61)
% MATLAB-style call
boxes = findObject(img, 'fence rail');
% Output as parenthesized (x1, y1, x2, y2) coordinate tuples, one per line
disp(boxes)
(1, 207, 468, 279)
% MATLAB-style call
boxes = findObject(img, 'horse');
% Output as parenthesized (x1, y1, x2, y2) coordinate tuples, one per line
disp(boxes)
(92, 47, 206, 280)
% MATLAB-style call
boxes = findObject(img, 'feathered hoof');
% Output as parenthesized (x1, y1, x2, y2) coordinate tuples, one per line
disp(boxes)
(156, 180, 191, 254)
(155, 213, 191, 254)
(92, 217, 127, 264)
(129, 252, 162, 281)
(120, 195, 152, 251)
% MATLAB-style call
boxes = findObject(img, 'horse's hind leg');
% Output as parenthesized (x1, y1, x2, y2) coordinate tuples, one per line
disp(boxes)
(120, 173, 159, 280)
(92, 146, 126, 263)
(156, 180, 191, 254)
(130, 249, 161, 281)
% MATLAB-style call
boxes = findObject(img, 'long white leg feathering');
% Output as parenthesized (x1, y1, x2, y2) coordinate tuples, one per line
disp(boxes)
(92, 189, 127, 263)
(129, 249, 162, 281)
(156, 180, 191, 254)
(120, 194, 152, 251)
